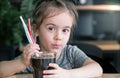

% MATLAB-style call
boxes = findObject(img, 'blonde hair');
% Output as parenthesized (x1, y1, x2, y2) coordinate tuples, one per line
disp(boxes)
(32, 0, 78, 28)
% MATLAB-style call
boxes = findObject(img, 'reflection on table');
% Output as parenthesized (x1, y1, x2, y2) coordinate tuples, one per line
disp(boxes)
(4, 74, 120, 78)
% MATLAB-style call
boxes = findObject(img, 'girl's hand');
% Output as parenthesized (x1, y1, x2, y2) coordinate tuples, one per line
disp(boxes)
(21, 43, 40, 66)
(43, 63, 70, 78)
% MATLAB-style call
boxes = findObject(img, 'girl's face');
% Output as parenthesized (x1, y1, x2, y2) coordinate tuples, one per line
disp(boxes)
(35, 12, 73, 52)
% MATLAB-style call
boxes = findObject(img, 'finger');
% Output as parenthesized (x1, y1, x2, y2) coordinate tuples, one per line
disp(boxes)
(24, 49, 39, 59)
(24, 43, 40, 51)
(23, 45, 40, 55)
(43, 74, 57, 78)
(28, 49, 39, 57)
(43, 70, 57, 75)
(23, 48, 39, 56)
(32, 43, 40, 50)
(49, 63, 59, 69)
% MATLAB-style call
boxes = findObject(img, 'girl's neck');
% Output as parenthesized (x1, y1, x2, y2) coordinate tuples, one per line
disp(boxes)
(55, 51, 61, 61)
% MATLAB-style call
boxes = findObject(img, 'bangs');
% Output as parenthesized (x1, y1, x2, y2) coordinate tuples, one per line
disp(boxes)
(45, 7, 67, 18)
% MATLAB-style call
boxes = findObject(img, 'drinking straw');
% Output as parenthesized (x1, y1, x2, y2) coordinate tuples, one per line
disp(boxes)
(27, 18, 32, 35)
(20, 16, 39, 57)
(27, 18, 35, 43)
(19, 16, 33, 43)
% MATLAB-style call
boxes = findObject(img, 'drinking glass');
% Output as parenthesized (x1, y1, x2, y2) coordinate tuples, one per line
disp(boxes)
(31, 52, 56, 78)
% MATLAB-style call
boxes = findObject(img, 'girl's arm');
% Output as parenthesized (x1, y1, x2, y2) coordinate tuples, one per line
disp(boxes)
(68, 59, 103, 78)
(0, 58, 27, 77)
(0, 43, 40, 77)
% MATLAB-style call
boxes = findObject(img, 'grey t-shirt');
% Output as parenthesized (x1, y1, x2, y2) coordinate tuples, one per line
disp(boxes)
(18, 45, 90, 73)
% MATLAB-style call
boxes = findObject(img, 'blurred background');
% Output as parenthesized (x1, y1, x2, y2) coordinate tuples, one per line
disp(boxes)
(1, 0, 120, 73)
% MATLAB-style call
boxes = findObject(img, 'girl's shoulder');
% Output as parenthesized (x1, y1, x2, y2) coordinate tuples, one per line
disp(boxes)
(63, 44, 85, 56)
(65, 44, 82, 52)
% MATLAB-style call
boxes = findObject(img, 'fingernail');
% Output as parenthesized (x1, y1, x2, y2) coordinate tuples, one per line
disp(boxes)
(43, 70, 46, 73)
(49, 63, 52, 65)
(43, 75, 46, 78)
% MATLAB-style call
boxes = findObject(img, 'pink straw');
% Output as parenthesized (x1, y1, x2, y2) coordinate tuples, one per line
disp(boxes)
(27, 18, 35, 43)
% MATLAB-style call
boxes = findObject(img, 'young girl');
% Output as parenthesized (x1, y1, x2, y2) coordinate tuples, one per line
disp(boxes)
(0, 0, 103, 78)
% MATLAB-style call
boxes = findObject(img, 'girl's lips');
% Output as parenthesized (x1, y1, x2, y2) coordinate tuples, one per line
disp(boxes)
(52, 44, 61, 49)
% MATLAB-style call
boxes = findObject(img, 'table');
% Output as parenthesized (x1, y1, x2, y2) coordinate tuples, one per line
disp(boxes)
(3, 74, 120, 78)
(103, 74, 120, 78)
(81, 40, 120, 51)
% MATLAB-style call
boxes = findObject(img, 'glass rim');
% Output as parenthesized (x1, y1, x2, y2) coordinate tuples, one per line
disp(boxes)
(31, 51, 56, 59)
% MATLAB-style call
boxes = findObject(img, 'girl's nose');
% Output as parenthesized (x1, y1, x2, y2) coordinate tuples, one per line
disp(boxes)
(54, 31, 63, 40)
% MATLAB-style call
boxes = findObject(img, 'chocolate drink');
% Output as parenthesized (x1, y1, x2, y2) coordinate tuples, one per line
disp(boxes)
(31, 57, 55, 78)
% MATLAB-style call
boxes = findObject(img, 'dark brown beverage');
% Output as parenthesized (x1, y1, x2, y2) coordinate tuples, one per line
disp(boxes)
(31, 55, 55, 78)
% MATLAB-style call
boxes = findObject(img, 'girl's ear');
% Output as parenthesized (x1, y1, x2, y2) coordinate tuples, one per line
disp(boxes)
(32, 24, 39, 37)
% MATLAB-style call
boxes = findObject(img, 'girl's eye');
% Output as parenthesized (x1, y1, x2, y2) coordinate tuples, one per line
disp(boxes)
(63, 29, 70, 33)
(48, 27, 55, 31)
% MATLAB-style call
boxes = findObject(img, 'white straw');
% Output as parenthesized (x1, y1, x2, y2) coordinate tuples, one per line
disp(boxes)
(19, 16, 33, 43)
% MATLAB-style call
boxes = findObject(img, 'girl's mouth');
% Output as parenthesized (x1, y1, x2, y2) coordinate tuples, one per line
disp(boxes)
(52, 44, 61, 49)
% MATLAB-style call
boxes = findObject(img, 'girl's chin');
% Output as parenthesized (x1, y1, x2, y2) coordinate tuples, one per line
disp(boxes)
(51, 49, 61, 53)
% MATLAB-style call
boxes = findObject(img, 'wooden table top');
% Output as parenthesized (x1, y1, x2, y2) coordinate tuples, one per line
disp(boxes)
(3, 74, 120, 78)
(81, 40, 120, 51)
